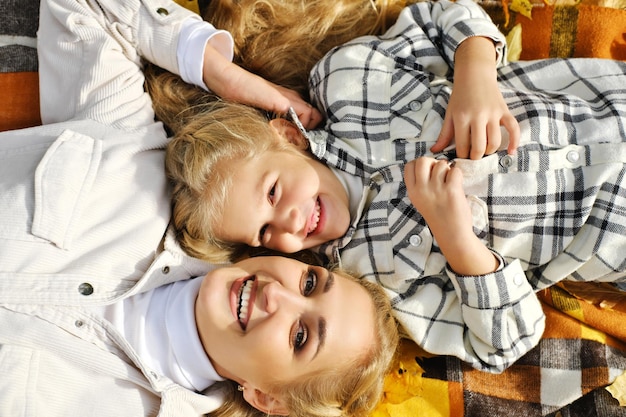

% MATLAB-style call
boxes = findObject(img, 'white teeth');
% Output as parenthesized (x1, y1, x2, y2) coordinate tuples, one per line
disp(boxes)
(238, 279, 253, 322)
(308, 200, 320, 235)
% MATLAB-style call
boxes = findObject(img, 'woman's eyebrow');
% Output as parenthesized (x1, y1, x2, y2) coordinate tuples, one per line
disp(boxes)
(313, 317, 327, 360)
(312, 271, 334, 360)
(323, 272, 335, 293)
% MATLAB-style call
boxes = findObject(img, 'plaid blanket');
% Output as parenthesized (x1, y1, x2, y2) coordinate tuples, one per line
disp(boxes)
(374, 283, 626, 416)
(3, 1, 625, 416)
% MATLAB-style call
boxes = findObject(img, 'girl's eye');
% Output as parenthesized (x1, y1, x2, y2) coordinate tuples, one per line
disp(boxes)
(258, 183, 276, 246)
(268, 183, 276, 202)
(302, 270, 317, 296)
(292, 321, 308, 351)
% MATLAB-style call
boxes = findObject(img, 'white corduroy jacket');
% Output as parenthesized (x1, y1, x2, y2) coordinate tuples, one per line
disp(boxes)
(0, 0, 227, 415)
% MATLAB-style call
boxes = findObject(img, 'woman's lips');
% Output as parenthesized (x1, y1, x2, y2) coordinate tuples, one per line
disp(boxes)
(230, 276, 257, 330)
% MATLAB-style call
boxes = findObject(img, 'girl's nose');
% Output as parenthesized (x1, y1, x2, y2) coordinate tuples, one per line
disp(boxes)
(275, 206, 302, 235)
(263, 281, 305, 314)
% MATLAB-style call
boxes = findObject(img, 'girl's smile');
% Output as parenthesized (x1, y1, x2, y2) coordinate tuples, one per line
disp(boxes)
(215, 147, 351, 253)
(306, 197, 324, 237)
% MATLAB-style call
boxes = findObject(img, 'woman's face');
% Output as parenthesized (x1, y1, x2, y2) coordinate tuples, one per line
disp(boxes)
(195, 256, 375, 391)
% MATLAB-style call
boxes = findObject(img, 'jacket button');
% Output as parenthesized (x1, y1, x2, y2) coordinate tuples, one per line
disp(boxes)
(156, 7, 169, 16)
(78, 282, 94, 296)
(162, 266, 170, 274)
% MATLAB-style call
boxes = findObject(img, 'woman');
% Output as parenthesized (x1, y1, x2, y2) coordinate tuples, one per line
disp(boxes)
(0, 0, 397, 415)
(0, 253, 397, 417)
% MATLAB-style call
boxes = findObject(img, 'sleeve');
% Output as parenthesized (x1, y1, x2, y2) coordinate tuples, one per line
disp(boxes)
(177, 17, 234, 91)
(307, 0, 507, 173)
(391, 256, 545, 373)
(37, 0, 203, 127)
(385, 0, 507, 69)
(448, 258, 546, 372)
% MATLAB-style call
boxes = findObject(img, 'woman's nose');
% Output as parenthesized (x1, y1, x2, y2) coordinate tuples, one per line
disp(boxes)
(263, 281, 304, 314)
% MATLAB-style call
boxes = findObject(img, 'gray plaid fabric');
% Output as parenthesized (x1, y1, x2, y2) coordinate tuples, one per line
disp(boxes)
(0, 0, 39, 72)
(306, 0, 626, 373)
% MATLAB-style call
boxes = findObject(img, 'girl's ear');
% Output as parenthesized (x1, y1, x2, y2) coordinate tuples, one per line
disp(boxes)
(241, 384, 290, 416)
(269, 118, 309, 150)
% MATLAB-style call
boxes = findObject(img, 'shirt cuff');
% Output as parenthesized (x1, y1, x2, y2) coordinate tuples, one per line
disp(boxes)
(177, 17, 234, 91)
(448, 257, 533, 309)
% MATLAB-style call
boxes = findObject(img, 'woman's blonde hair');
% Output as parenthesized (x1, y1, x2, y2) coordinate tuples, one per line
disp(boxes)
(208, 270, 400, 417)
(204, 0, 419, 96)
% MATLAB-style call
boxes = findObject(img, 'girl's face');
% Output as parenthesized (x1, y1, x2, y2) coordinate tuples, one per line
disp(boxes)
(214, 144, 351, 253)
(195, 256, 375, 393)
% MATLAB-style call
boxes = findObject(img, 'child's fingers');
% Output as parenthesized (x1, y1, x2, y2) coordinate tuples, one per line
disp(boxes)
(430, 158, 461, 188)
(431, 116, 455, 153)
(484, 122, 502, 156)
(453, 122, 471, 159)
(503, 114, 521, 154)
(404, 157, 435, 189)
(468, 123, 487, 160)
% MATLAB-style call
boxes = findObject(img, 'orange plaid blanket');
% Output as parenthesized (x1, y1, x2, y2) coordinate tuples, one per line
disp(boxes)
(374, 283, 626, 416)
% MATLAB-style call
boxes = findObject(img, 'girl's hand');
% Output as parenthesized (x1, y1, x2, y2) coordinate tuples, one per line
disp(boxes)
(404, 157, 498, 275)
(430, 37, 520, 160)
(404, 157, 472, 239)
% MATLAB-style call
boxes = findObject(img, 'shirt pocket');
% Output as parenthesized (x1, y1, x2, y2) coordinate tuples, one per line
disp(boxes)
(0, 344, 38, 416)
(0, 130, 102, 249)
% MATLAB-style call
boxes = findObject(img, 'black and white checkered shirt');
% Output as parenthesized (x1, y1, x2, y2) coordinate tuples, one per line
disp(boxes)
(306, 0, 626, 372)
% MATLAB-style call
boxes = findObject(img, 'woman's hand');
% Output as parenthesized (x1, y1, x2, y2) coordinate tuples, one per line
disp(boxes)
(404, 157, 498, 275)
(273, 84, 324, 130)
(202, 43, 323, 129)
(430, 37, 520, 160)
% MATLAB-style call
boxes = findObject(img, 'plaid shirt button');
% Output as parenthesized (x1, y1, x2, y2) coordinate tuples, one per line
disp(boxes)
(409, 101, 422, 111)
(567, 150, 580, 163)
(409, 234, 422, 246)
(499, 155, 514, 168)
(513, 274, 525, 286)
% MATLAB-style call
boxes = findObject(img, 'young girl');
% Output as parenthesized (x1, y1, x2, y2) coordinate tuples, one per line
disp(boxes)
(163, 0, 626, 374)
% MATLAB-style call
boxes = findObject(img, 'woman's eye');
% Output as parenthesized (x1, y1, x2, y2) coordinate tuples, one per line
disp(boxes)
(259, 224, 268, 244)
(293, 321, 308, 351)
(302, 270, 317, 296)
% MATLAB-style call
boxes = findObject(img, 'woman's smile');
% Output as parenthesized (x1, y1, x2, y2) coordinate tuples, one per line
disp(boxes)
(231, 276, 257, 330)
(194, 256, 375, 387)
